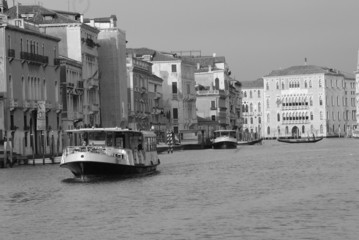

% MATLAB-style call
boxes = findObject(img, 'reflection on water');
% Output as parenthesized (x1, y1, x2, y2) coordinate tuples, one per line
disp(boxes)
(1, 138, 359, 240)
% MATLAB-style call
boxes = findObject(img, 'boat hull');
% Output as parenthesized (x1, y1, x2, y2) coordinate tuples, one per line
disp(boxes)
(277, 137, 323, 144)
(212, 141, 237, 149)
(60, 161, 159, 178)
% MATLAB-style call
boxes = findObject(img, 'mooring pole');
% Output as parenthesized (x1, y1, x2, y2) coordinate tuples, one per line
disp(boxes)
(42, 131, 45, 165)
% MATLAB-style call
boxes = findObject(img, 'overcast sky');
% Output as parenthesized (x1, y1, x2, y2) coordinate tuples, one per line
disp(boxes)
(16, 0, 359, 81)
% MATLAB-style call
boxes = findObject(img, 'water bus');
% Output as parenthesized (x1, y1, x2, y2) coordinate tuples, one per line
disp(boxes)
(212, 130, 237, 149)
(60, 128, 160, 178)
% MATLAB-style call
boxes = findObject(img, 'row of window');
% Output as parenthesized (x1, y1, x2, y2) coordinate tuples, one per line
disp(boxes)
(266, 79, 355, 90)
(266, 96, 356, 108)
(8, 75, 59, 102)
(242, 90, 261, 98)
(8, 35, 57, 58)
(265, 110, 356, 123)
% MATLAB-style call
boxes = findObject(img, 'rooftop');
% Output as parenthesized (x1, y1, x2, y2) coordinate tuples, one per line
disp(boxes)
(241, 78, 264, 89)
(6, 5, 80, 24)
(265, 65, 354, 78)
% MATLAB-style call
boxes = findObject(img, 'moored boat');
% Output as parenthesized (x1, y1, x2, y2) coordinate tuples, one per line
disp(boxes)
(212, 130, 237, 149)
(237, 138, 263, 146)
(277, 136, 323, 144)
(60, 128, 160, 178)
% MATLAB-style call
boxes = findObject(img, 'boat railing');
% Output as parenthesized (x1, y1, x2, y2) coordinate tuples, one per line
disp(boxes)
(64, 146, 109, 155)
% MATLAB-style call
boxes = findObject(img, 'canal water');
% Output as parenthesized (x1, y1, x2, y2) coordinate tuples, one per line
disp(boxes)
(0, 138, 358, 240)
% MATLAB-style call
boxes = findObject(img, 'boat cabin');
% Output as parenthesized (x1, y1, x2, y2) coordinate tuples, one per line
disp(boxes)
(214, 130, 237, 139)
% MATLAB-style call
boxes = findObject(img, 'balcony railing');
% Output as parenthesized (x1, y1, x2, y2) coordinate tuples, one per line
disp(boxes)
(9, 98, 18, 110)
(54, 58, 61, 66)
(172, 119, 178, 125)
(20, 52, 49, 64)
(77, 80, 84, 89)
(90, 103, 99, 112)
(8, 49, 15, 58)
(88, 79, 99, 88)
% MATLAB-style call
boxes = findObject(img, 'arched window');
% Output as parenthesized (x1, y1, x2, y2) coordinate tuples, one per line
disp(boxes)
(266, 82, 269, 90)
(285, 126, 289, 134)
(267, 113, 270, 123)
(258, 102, 261, 112)
(282, 113, 285, 121)
(282, 82, 285, 89)
(277, 113, 280, 122)
(250, 117, 253, 124)
(242, 104, 245, 112)
(310, 112, 313, 120)
(278, 126, 280, 135)
(249, 91, 252, 98)
(310, 97, 313, 106)
(258, 117, 261, 124)
(276, 82, 279, 89)
(304, 80, 307, 88)
(309, 80, 312, 88)
(258, 90, 261, 98)
(320, 111, 323, 120)
(250, 103, 253, 112)
(267, 126, 270, 135)
(245, 104, 248, 113)
(320, 124, 323, 133)
(244, 91, 247, 98)
(302, 125, 305, 134)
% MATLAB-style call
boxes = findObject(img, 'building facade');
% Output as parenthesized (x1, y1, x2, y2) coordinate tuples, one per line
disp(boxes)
(85, 15, 128, 128)
(126, 56, 168, 140)
(128, 48, 197, 135)
(0, 13, 62, 157)
(241, 78, 264, 138)
(263, 65, 356, 139)
(183, 54, 240, 130)
(6, 5, 101, 129)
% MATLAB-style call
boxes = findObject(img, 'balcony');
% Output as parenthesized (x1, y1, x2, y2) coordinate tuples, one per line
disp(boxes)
(172, 119, 178, 125)
(172, 93, 178, 100)
(23, 100, 31, 111)
(74, 111, 84, 120)
(45, 101, 52, 111)
(88, 79, 99, 88)
(9, 98, 18, 111)
(54, 58, 61, 66)
(56, 103, 63, 113)
(8, 49, 15, 58)
(90, 103, 99, 112)
(77, 80, 84, 89)
(84, 38, 99, 48)
(20, 52, 49, 64)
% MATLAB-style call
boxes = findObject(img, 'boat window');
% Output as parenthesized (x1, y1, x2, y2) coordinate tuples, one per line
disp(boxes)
(114, 132, 126, 148)
(106, 132, 114, 147)
(88, 131, 106, 146)
(230, 131, 236, 138)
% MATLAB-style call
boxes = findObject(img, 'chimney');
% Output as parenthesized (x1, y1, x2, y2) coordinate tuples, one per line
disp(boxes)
(80, 14, 84, 23)
(197, 63, 200, 70)
(208, 65, 212, 72)
(213, 53, 216, 57)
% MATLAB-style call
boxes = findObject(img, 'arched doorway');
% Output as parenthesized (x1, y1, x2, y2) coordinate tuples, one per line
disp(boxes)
(291, 126, 299, 138)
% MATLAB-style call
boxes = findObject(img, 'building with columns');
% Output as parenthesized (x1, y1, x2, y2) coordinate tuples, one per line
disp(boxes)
(263, 65, 356, 139)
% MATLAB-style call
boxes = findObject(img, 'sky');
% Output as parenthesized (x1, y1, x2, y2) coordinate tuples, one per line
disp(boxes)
(13, 0, 359, 81)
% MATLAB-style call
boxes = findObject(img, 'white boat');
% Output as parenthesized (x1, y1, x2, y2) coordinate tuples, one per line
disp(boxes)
(60, 128, 160, 178)
(212, 130, 237, 149)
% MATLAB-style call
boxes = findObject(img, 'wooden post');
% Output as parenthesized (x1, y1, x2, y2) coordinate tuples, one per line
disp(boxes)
(31, 133, 35, 165)
(4, 139, 7, 168)
(42, 131, 45, 165)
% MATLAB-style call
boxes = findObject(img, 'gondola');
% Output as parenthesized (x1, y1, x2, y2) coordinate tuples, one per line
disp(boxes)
(277, 137, 323, 144)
